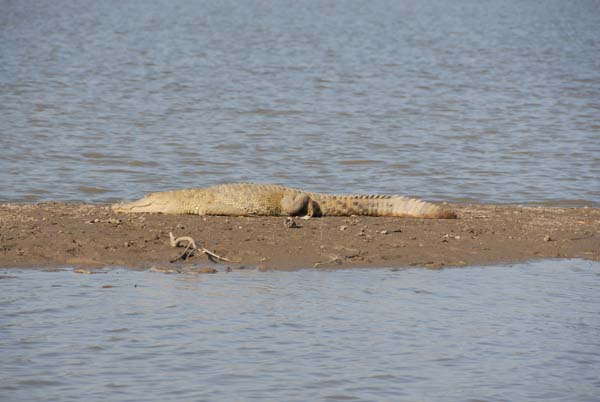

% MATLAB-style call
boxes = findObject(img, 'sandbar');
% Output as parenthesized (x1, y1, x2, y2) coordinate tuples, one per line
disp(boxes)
(1, 203, 598, 271)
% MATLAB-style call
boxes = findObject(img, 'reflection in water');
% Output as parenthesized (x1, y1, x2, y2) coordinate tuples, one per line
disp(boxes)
(1, 260, 599, 401)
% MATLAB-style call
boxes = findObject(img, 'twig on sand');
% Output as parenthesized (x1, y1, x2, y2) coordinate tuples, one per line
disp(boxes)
(169, 232, 230, 263)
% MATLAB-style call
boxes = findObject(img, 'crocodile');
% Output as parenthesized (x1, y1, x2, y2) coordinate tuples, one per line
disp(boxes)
(111, 183, 457, 219)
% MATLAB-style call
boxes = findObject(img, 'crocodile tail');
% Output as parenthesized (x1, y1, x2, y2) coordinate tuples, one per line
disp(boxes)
(312, 194, 457, 219)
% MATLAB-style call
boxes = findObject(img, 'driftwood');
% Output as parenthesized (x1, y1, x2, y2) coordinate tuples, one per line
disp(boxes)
(169, 232, 230, 263)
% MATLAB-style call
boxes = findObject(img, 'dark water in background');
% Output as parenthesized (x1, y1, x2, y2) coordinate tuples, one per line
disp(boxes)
(1, 260, 600, 402)
(0, 0, 599, 204)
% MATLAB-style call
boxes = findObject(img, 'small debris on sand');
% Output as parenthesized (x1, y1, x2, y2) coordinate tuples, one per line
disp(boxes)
(284, 217, 302, 228)
(169, 232, 230, 263)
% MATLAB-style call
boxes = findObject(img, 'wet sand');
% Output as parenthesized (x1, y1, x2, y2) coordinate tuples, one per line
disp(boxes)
(0, 203, 598, 271)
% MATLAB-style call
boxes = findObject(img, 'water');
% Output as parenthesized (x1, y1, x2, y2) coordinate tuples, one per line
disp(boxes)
(1, 0, 599, 205)
(1, 260, 599, 401)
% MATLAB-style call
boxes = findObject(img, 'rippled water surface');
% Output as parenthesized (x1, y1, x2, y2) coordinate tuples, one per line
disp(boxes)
(1, 0, 599, 204)
(1, 260, 599, 401)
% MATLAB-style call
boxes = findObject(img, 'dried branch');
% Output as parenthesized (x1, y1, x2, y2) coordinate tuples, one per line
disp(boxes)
(169, 232, 230, 263)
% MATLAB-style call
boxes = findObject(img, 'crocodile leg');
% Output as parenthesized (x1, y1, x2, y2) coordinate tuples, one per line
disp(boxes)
(280, 192, 322, 217)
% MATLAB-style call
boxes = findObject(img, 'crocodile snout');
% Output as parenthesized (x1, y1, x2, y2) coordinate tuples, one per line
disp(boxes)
(111, 198, 154, 213)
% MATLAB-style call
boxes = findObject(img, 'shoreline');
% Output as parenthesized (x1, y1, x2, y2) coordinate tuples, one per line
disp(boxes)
(1, 202, 598, 271)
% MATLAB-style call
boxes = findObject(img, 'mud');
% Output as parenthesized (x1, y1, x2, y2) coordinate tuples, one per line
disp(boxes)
(1, 203, 598, 270)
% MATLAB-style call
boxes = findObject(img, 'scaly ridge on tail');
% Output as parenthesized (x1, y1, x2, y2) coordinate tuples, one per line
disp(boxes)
(309, 193, 456, 218)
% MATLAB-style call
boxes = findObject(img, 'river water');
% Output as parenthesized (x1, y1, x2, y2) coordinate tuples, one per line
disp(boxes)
(0, 0, 598, 205)
(1, 260, 600, 401)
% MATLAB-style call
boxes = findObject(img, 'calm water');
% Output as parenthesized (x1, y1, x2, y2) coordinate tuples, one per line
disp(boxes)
(0, 0, 599, 205)
(1, 260, 599, 401)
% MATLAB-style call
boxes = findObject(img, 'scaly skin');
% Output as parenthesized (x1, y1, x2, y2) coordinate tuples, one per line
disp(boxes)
(111, 183, 457, 219)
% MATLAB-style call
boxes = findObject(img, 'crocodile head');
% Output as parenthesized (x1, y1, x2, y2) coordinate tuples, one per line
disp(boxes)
(111, 191, 183, 214)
